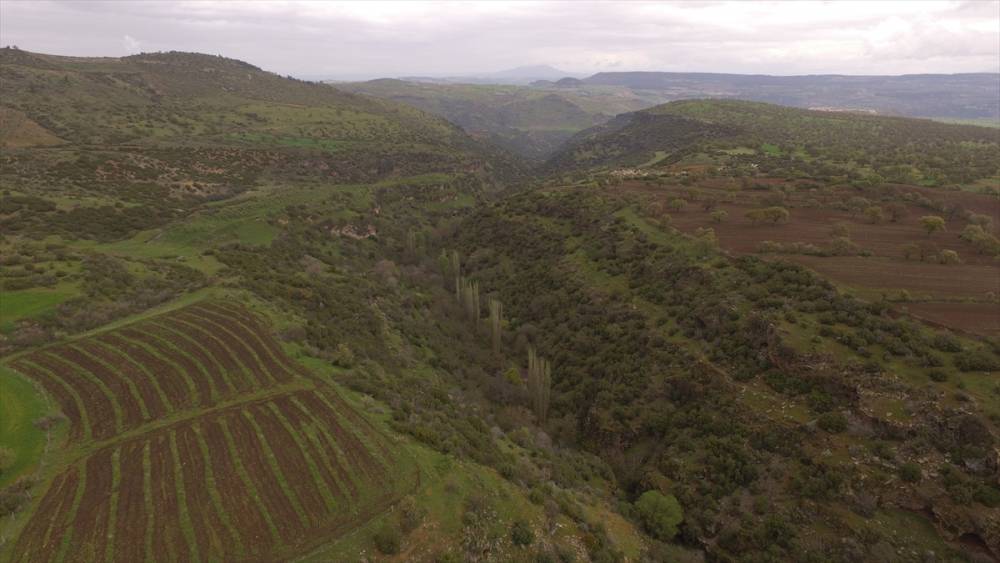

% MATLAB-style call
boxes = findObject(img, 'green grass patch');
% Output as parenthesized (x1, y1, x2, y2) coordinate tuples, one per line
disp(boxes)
(0, 366, 52, 486)
(0, 286, 79, 332)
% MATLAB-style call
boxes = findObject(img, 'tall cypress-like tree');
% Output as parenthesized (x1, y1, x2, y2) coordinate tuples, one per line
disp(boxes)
(488, 297, 503, 355)
(527, 347, 552, 423)
(451, 250, 461, 300)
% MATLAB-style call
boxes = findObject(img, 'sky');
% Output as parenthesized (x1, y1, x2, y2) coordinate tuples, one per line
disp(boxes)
(1, 0, 998, 79)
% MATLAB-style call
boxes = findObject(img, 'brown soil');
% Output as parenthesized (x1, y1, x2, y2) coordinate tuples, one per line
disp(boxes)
(627, 180, 1000, 336)
(51, 346, 147, 430)
(220, 410, 305, 543)
(248, 402, 331, 521)
(173, 309, 285, 385)
(904, 302, 1000, 338)
(153, 317, 257, 393)
(64, 447, 115, 562)
(27, 353, 119, 439)
(112, 440, 149, 562)
(95, 334, 195, 411)
(11, 467, 77, 562)
(182, 306, 296, 382)
(201, 415, 277, 554)
(127, 323, 236, 397)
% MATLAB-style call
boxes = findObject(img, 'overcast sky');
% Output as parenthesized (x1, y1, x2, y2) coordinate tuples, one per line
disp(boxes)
(2, 0, 998, 79)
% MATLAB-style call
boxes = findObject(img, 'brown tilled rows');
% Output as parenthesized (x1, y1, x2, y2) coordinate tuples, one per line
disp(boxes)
(112, 440, 149, 563)
(156, 316, 261, 391)
(221, 410, 306, 542)
(278, 394, 359, 500)
(127, 324, 236, 397)
(95, 333, 196, 411)
(11, 467, 76, 563)
(182, 306, 296, 382)
(248, 402, 332, 521)
(148, 432, 190, 563)
(24, 353, 119, 439)
(200, 415, 277, 553)
(9, 302, 404, 562)
(174, 424, 234, 557)
(173, 311, 279, 387)
(200, 302, 311, 378)
(63, 447, 115, 563)
(51, 347, 147, 430)
(295, 391, 386, 480)
(8, 360, 84, 442)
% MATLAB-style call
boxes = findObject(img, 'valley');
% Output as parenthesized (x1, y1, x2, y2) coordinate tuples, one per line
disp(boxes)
(0, 46, 998, 563)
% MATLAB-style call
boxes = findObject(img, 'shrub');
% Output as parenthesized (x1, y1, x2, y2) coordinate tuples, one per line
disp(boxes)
(373, 522, 402, 554)
(927, 370, 948, 382)
(0, 447, 14, 473)
(634, 491, 683, 542)
(510, 519, 535, 546)
(899, 462, 921, 483)
(955, 349, 1000, 372)
(817, 412, 848, 433)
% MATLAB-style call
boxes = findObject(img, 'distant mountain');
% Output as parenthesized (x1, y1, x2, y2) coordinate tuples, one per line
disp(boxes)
(335, 78, 648, 159)
(580, 71, 1000, 119)
(398, 64, 583, 86)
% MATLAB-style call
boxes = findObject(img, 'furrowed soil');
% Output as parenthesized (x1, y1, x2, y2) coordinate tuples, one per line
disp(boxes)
(623, 179, 1000, 336)
(5, 300, 412, 562)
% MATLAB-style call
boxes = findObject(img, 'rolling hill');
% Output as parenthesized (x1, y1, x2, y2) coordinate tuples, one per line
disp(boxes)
(335, 78, 651, 159)
(547, 100, 1000, 185)
(582, 71, 1000, 120)
(2, 47, 999, 563)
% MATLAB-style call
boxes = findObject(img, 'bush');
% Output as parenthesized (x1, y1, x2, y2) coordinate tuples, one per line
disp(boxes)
(373, 522, 402, 554)
(955, 349, 1000, 372)
(0, 447, 14, 473)
(817, 412, 848, 433)
(899, 462, 921, 483)
(511, 519, 535, 546)
(927, 370, 948, 382)
(634, 491, 683, 542)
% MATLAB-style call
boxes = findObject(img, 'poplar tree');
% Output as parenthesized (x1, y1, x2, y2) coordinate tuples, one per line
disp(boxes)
(527, 347, 552, 423)
(488, 297, 503, 355)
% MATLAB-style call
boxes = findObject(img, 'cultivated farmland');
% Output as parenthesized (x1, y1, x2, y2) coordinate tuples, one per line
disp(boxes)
(622, 178, 1000, 337)
(5, 301, 414, 562)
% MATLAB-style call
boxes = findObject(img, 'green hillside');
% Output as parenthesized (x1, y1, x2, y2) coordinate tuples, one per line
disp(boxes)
(548, 100, 1000, 186)
(2, 48, 999, 562)
(337, 79, 652, 159)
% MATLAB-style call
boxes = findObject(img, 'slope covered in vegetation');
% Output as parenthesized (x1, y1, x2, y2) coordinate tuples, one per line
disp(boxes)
(336, 78, 651, 159)
(548, 100, 1000, 187)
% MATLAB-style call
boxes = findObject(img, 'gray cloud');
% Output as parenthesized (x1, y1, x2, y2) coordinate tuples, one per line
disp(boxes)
(1, 0, 997, 78)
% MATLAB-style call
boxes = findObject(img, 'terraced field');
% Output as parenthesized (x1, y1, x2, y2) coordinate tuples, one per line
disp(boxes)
(4, 301, 414, 562)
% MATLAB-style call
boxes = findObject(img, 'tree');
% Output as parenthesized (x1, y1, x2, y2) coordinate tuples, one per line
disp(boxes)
(527, 347, 552, 423)
(830, 222, 850, 238)
(938, 249, 961, 264)
(488, 297, 503, 355)
(710, 209, 728, 223)
(373, 523, 402, 554)
(746, 207, 789, 225)
(635, 491, 683, 542)
(863, 206, 885, 224)
(510, 520, 534, 546)
(919, 216, 946, 236)
(668, 198, 687, 212)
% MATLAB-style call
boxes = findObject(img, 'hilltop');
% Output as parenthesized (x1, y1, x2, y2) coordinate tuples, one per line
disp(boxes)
(547, 99, 1000, 185)
(0, 48, 523, 241)
(582, 71, 1000, 120)
(336, 78, 650, 159)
